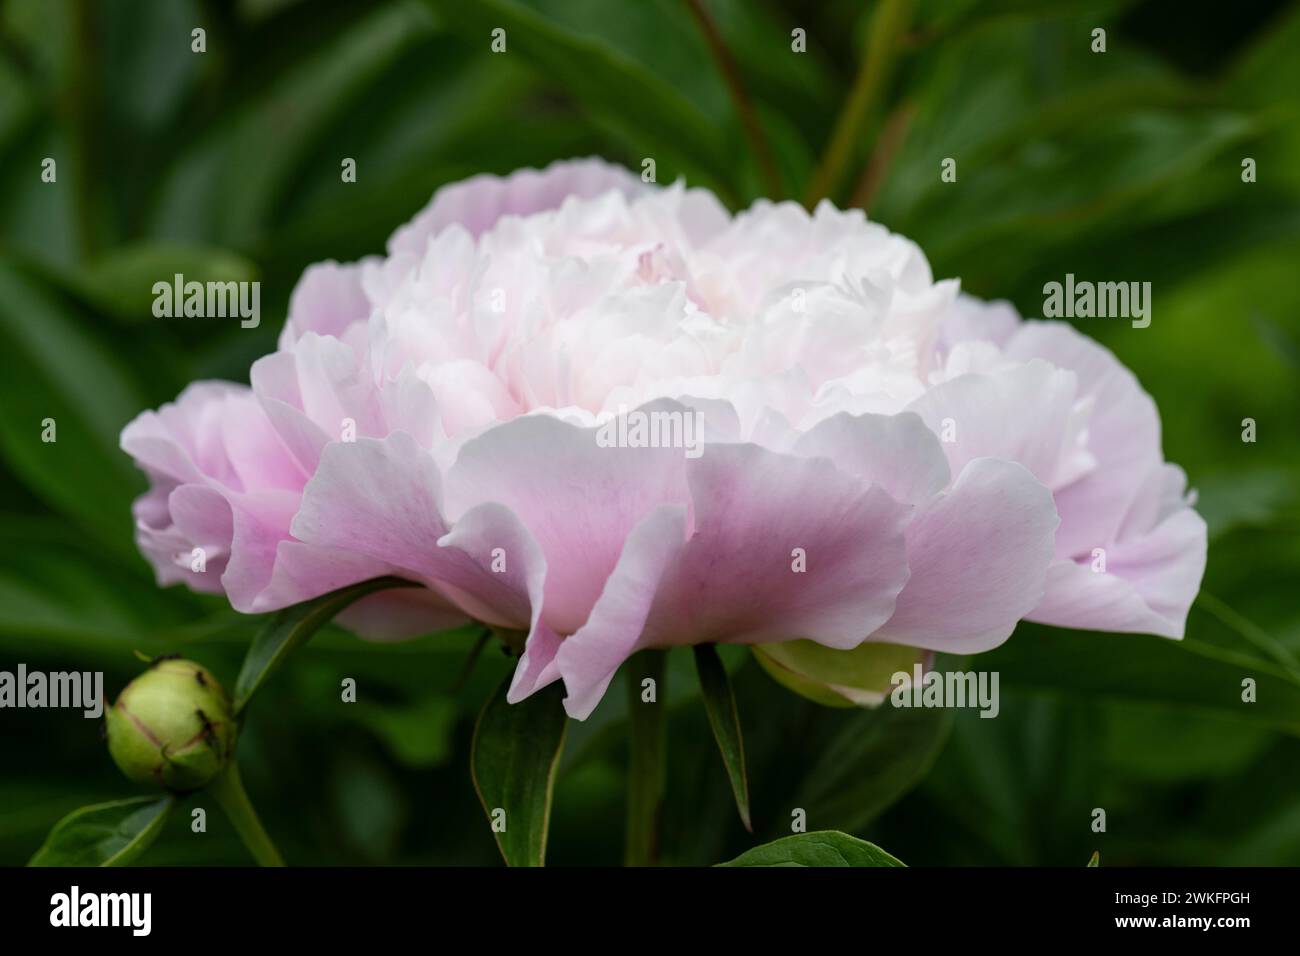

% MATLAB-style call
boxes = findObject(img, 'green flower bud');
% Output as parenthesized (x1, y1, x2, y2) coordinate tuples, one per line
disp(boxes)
(753, 640, 932, 708)
(105, 658, 236, 792)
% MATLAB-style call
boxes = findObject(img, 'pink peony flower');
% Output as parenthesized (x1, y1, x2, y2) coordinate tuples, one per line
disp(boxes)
(931, 296, 1207, 639)
(121, 158, 1205, 719)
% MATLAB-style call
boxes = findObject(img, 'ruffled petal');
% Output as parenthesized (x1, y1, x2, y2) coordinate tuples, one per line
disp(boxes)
(1001, 320, 1162, 559)
(279, 260, 374, 348)
(335, 588, 469, 641)
(907, 359, 1087, 490)
(290, 433, 547, 632)
(251, 333, 385, 475)
(869, 458, 1059, 653)
(641, 443, 912, 651)
(551, 505, 689, 718)
(792, 410, 950, 506)
(1028, 464, 1206, 639)
(388, 157, 649, 255)
(444, 405, 692, 634)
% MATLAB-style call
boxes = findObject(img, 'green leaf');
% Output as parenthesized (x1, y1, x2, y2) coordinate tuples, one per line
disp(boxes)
(233, 576, 418, 714)
(28, 796, 173, 867)
(1101, 700, 1273, 784)
(0, 517, 186, 654)
(420, 0, 732, 197)
(804, 0, 912, 205)
(693, 644, 751, 831)
(793, 701, 953, 834)
(919, 696, 1100, 865)
(1087, 850, 1100, 867)
(0, 259, 145, 554)
(471, 675, 568, 866)
(984, 620, 1300, 736)
(871, 14, 1261, 283)
(329, 752, 408, 863)
(719, 830, 904, 867)
(76, 243, 259, 324)
(624, 648, 668, 866)
(1196, 467, 1300, 541)
(149, 3, 437, 247)
(359, 695, 458, 769)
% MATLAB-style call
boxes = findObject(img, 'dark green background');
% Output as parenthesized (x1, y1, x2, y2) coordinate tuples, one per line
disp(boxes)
(1, 0, 1298, 866)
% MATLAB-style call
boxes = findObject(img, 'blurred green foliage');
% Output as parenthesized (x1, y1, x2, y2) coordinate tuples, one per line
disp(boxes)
(0, 0, 1297, 866)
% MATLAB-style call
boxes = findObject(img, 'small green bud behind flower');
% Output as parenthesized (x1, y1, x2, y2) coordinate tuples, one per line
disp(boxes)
(753, 640, 932, 708)
(105, 658, 236, 792)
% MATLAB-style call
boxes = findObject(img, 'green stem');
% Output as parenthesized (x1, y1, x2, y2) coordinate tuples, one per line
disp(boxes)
(69, 0, 102, 259)
(804, 0, 913, 207)
(210, 762, 285, 867)
(624, 648, 668, 867)
(1197, 591, 1300, 677)
(682, 0, 783, 198)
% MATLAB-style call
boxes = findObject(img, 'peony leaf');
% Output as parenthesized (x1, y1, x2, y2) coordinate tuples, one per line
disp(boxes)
(233, 576, 419, 714)
(0, 260, 145, 556)
(804, 0, 912, 205)
(359, 695, 458, 769)
(794, 702, 953, 834)
(471, 675, 568, 867)
(420, 0, 732, 198)
(28, 795, 174, 867)
(719, 830, 904, 867)
(693, 644, 752, 831)
(984, 620, 1300, 736)
(76, 242, 259, 324)
(149, 3, 436, 248)
(0, 518, 195, 657)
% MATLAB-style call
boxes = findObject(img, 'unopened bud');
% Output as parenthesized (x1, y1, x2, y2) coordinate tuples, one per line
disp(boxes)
(105, 658, 236, 791)
(753, 641, 931, 708)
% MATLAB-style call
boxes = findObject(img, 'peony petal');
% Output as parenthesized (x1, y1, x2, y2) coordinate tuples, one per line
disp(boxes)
(641, 442, 912, 651)
(279, 260, 374, 348)
(167, 483, 234, 558)
(907, 359, 1086, 490)
(437, 501, 561, 700)
(868, 458, 1060, 653)
(120, 381, 247, 485)
(242, 537, 402, 614)
(444, 406, 691, 634)
(1002, 320, 1162, 559)
(218, 488, 391, 613)
(217, 392, 307, 492)
(936, 294, 1021, 353)
(792, 410, 950, 506)
(251, 333, 385, 476)
(388, 157, 648, 255)
(551, 505, 690, 719)
(133, 483, 230, 593)
(290, 433, 548, 633)
(1028, 489, 1207, 639)
(335, 587, 469, 642)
